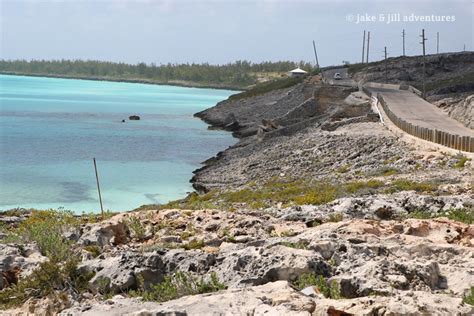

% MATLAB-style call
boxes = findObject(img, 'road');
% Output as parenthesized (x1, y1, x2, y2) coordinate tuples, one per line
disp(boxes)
(321, 67, 355, 87)
(368, 87, 474, 138)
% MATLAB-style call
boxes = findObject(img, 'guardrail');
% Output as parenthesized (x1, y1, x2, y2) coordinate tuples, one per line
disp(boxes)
(377, 94, 474, 152)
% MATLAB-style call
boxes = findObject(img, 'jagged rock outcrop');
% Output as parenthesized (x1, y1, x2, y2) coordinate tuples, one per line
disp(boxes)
(0, 244, 47, 290)
(52, 209, 474, 315)
(433, 94, 474, 129)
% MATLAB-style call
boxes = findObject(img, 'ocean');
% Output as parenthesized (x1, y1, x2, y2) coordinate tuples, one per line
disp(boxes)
(0, 74, 236, 212)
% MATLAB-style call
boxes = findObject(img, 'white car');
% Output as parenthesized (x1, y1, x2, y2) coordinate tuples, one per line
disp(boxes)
(333, 73, 342, 80)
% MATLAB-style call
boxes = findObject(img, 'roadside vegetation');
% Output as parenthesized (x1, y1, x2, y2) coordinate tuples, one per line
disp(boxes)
(228, 75, 307, 100)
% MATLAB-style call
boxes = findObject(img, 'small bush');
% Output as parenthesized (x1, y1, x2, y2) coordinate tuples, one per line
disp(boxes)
(15, 210, 76, 262)
(126, 216, 146, 241)
(183, 239, 205, 250)
(294, 184, 338, 205)
(328, 213, 343, 223)
(336, 165, 351, 174)
(83, 245, 101, 258)
(0, 257, 93, 309)
(229, 76, 305, 101)
(344, 180, 384, 194)
(464, 287, 474, 305)
(292, 273, 342, 299)
(138, 272, 226, 302)
(453, 154, 470, 169)
(408, 207, 473, 224)
(408, 210, 432, 220)
(446, 208, 474, 224)
(386, 179, 436, 194)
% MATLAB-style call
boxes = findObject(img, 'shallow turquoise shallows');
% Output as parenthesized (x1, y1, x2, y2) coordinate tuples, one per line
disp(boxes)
(0, 75, 236, 212)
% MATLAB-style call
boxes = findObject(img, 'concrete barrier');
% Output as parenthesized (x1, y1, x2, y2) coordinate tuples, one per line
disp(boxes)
(377, 94, 474, 152)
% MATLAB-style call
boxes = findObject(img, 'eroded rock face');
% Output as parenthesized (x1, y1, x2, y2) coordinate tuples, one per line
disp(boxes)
(68, 207, 474, 315)
(434, 94, 474, 129)
(267, 192, 474, 223)
(78, 215, 130, 247)
(0, 244, 47, 290)
(60, 281, 316, 316)
(2, 205, 473, 315)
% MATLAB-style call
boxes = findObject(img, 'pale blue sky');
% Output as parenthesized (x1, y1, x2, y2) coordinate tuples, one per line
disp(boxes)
(1, 0, 472, 66)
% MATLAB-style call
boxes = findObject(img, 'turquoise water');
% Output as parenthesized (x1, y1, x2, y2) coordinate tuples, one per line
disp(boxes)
(0, 75, 236, 212)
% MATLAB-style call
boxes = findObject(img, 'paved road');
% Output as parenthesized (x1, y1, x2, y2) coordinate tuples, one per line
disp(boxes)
(368, 87, 473, 138)
(322, 67, 355, 87)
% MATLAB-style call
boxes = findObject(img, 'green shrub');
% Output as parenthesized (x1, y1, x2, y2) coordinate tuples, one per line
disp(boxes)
(464, 287, 474, 305)
(228, 76, 305, 101)
(83, 245, 101, 258)
(446, 208, 474, 224)
(16, 210, 76, 262)
(328, 213, 343, 223)
(183, 239, 205, 250)
(292, 273, 342, 299)
(453, 154, 470, 169)
(138, 272, 226, 302)
(0, 257, 93, 309)
(294, 183, 338, 205)
(336, 165, 351, 174)
(386, 179, 436, 194)
(344, 180, 384, 194)
(126, 216, 146, 241)
(408, 210, 432, 220)
(408, 207, 473, 224)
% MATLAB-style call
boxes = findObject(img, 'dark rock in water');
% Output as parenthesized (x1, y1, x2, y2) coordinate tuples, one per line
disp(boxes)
(129, 115, 140, 121)
(121, 119, 126, 123)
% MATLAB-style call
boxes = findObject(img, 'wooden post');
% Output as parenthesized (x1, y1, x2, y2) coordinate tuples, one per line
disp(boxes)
(93, 158, 104, 217)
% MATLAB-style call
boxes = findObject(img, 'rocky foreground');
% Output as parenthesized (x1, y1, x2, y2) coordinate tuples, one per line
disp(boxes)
(1, 198, 473, 315)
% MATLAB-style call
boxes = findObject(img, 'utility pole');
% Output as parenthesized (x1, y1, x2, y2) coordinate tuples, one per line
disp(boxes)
(362, 30, 366, 63)
(384, 46, 388, 83)
(420, 29, 427, 99)
(93, 158, 104, 217)
(464, 44, 466, 51)
(436, 32, 440, 54)
(312, 40, 320, 69)
(366, 31, 371, 63)
(402, 29, 406, 56)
